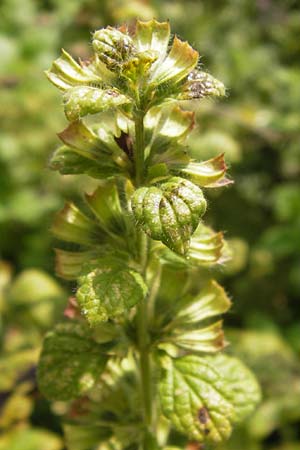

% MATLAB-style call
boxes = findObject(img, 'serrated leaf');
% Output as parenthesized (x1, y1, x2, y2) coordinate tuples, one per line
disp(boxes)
(46, 49, 102, 91)
(159, 354, 260, 444)
(159, 355, 235, 443)
(76, 260, 147, 324)
(131, 177, 206, 255)
(63, 86, 130, 121)
(38, 322, 107, 401)
(206, 354, 261, 423)
(171, 154, 233, 188)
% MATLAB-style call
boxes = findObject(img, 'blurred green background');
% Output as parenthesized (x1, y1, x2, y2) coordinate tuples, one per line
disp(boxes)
(0, 0, 300, 449)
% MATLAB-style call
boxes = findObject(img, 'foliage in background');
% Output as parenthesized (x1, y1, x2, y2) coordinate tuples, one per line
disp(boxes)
(0, 0, 299, 449)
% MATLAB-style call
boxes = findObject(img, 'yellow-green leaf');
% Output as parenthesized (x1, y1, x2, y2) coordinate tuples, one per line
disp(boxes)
(76, 260, 147, 324)
(38, 322, 107, 401)
(63, 86, 130, 121)
(159, 354, 261, 444)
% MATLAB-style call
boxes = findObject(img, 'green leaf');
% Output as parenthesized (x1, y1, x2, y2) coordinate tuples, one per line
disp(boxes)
(63, 86, 130, 121)
(206, 353, 262, 423)
(38, 322, 107, 401)
(0, 427, 63, 450)
(76, 259, 147, 324)
(131, 177, 206, 255)
(0, 389, 33, 428)
(46, 49, 102, 91)
(0, 349, 38, 391)
(64, 423, 112, 450)
(9, 269, 64, 305)
(159, 354, 261, 444)
(171, 154, 233, 188)
(159, 355, 235, 443)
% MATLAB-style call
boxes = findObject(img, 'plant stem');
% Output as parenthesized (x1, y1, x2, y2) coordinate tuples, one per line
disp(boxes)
(134, 108, 153, 434)
(137, 273, 152, 428)
(134, 109, 145, 187)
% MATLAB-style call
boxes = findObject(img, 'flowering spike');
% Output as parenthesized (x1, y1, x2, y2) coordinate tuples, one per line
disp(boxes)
(39, 19, 260, 450)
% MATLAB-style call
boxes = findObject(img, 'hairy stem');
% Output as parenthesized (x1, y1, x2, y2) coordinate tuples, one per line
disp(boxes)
(134, 110, 145, 187)
(134, 108, 153, 435)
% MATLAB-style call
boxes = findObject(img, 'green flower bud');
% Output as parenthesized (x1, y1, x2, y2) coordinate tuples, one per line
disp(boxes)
(131, 177, 207, 255)
(92, 27, 136, 71)
(181, 70, 226, 100)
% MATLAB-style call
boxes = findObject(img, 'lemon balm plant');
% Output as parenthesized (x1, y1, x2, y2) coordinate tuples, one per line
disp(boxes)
(37, 20, 261, 449)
